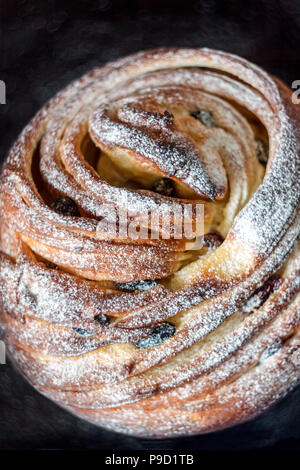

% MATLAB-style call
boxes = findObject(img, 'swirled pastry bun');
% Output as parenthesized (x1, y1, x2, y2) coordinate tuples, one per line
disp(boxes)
(0, 48, 299, 438)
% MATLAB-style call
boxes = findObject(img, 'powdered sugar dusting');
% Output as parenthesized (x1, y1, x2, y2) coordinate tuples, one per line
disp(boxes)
(0, 47, 299, 437)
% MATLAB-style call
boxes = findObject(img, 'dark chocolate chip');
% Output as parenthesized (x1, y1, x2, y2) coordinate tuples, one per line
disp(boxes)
(191, 109, 216, 127)
(255, 138, 269, 164)
(51, 196, 80, 217)
(115, 280, 158, 293)
(94, 313, 110, 326)
(151, 178, 175, 197)
(203, 232, 224, 249)
(72, 327, 94, 336)
(242, 275, 282, 314)
(135, 322, 176, 349)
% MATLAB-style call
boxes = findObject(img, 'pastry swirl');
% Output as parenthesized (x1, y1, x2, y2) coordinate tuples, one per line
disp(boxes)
(0, 48, 299, 437)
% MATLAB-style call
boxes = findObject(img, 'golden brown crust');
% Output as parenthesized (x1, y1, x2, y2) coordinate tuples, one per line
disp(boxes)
(0, 47, 299, 437)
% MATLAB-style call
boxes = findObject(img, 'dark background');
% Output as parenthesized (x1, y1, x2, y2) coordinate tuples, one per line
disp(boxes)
(0, 0, 299, 451)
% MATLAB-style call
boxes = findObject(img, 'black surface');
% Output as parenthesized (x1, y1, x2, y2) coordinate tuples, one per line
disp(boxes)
(0, 0, 299, 451)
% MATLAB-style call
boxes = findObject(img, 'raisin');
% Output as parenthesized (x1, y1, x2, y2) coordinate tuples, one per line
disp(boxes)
(191, 109, 216, 127)
(23, 289, 38, 309)
(1, 298, 9, 314)
(115, 280, 158, 293)
(151, 178, 175, 197)
(242, 275, 282, 314)
(94, 313, 110, 326)
(44, 261, 58, 270)
(135, 322, 176, 349)
(203, 232, 224, 248)
(51, 196, 80, 217)
(72, 327, 93, 336)
(255, 138, 269, 164)
(259, 340, 282, 363)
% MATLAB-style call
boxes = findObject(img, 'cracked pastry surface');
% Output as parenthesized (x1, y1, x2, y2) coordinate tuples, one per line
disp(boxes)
(0, 48, 299, 438)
